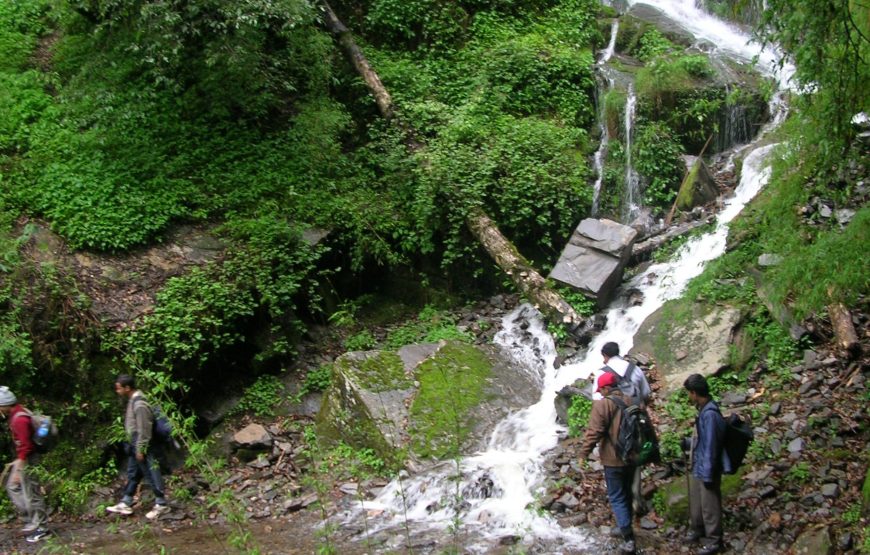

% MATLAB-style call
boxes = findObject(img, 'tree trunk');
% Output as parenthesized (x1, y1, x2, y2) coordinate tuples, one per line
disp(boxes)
(319, 1, 585, 328)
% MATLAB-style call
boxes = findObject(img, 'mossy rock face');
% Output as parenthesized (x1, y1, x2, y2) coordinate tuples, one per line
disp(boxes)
(316, 340, 540, 468)
(630, 298, 745, 393)
(676, 156, 718, 211)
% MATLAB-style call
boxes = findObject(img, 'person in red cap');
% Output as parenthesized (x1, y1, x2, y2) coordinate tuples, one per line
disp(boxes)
(578, 372, 637, 554)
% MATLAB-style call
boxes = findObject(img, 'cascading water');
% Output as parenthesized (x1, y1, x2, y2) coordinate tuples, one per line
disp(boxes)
(591, 20, 619, 215)
(343, 2, 794, 552)
(623, 85, 641, 223)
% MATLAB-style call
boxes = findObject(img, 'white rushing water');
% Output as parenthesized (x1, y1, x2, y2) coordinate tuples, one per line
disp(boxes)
(623, 84, 641, 223)
(346, 2, 793, 552)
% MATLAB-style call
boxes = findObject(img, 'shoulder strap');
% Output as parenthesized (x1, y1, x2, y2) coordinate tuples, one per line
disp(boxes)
(606, 395, 627, 410)
(624, 362, 636, 380)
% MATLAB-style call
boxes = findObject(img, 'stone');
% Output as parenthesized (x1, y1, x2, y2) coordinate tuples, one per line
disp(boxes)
(787, 438, 804, 453)
(630, 302, 744, 393)
(758, 253, 783, 267)
(769, 402, 782, 416)
(549, 218, 637, 307)
(556, 492, 581, 511)
(720, 391, 747, 406)
(232, 424, 273, 451)
(676, 156, 719, 210)
(821, 483, 839, 499)
(639, 517, 658, 530)
(791, 525, 833, 555)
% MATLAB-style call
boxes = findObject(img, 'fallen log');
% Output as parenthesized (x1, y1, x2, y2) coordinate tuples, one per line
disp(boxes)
(319, 1, 584, 328)
(630, 217, 713, 264)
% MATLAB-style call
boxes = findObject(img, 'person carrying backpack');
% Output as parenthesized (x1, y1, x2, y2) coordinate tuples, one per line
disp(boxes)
(684, 374, 732, 555)
(578, 372, 638, 555)
(0, 386, 50, 543)
(592, 342, 653, 516)
(106, 375, 170, 519)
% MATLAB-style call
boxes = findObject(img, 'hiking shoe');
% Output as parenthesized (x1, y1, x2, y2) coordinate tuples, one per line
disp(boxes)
(21, 522, 41, 533)
(145, 504, 170, 519)
(619, 538, 636, 554)
(697, 542, 722, 555)
(609, 526, 625, 537)
(25, 528, 50, 543)
(106, 501, 134, 515)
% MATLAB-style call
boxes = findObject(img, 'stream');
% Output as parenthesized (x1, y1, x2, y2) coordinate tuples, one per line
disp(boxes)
(340, 1, 795, 552)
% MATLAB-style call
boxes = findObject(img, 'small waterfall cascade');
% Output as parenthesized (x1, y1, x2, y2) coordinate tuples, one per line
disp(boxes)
(591, 20, 620, 215)
(623, 84, 641, 222)
(342, 2, 795, 552)
(348, 142, 780, 553)
(715, 84, 752, 152)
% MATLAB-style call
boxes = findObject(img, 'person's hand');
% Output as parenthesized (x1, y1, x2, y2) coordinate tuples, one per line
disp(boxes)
(135, 451, 145, 462)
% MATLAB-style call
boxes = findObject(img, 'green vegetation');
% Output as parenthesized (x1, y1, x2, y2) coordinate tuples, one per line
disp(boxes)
(231, 375, 286, 418)
(409, 342, 492, 459)
(566, 395, 593, 437)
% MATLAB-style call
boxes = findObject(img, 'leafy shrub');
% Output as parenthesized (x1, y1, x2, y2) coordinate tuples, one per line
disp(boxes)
(635, 29, 674, 62)
(302, 364, 333, 394)
(567, 395, 592, 437)
(232, 375, 286, 417)
(345, 330, 376, 351)
(633, 121, 685, 210)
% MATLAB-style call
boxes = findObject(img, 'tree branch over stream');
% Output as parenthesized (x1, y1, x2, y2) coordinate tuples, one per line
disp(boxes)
(318, 0, 586, 329)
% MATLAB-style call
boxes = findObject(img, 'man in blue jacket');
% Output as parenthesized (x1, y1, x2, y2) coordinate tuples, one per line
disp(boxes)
(684, 374, 731, 555)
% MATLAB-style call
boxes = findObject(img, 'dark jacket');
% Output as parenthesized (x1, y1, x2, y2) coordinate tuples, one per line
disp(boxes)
(690, 400, 731, 482)
(579, 391, 632, 467)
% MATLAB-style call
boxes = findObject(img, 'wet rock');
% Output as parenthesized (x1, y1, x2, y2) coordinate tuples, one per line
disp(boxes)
(557, 492, 581, 511)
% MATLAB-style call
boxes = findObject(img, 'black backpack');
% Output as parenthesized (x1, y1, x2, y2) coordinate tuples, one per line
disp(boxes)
(604, 363, 641, 402)
(133, 396, 173, 444)
(722, 413, 753, 474)
(608, 396, 660, 466)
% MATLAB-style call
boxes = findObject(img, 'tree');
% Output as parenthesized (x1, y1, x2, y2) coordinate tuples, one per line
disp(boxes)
(759, 0, 870, 152)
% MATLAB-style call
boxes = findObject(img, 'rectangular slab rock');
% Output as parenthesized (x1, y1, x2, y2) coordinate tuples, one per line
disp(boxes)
(549, 218, 637, 307)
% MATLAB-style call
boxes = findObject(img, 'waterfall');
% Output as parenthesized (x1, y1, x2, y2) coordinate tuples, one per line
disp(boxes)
(623, 85, 641, 223)
(591, 21, 619, 215)
(341, 2, 793, 552)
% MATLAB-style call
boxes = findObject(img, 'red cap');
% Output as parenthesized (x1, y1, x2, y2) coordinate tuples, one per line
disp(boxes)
(597, 372, 618, 390)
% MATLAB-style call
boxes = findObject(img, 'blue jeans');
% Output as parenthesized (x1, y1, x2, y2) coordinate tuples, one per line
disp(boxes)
(604, 465, 635, 533)
(122, 449, 166, 506)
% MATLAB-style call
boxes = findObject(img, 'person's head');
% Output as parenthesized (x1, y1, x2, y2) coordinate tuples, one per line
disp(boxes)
(597, 372, 619, 395)
(114, 374, 137, 399)
(601, 342, 620, 363)
(683, 373, 710, 407)
(0, 386, 17, 417)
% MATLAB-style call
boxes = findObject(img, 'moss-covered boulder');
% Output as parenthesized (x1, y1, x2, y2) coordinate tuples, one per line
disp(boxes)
(630, 298, 749, 393)
(676, 155, 719, 210)
(316, 340, 539, 469)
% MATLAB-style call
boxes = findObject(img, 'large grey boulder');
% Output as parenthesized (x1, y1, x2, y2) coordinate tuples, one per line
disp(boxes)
(316, 341, 539, 469)
(630, 300, 748, 393)
(549, 219, 638, 307)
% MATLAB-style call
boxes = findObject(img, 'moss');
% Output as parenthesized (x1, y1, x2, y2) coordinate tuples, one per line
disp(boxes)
(341, 351, 411, 393)
(408, 341, 492, 460)
(676, 161, 701, 210)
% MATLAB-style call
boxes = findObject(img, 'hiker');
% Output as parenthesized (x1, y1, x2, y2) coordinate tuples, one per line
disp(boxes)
(684, 373, 730, 555)
(106, 374, 170, 519)
(0, 386, 50, 543)
(591, 342, 651, 404)
(592, 341, 653, 515)
(578, 372, 637, 555)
